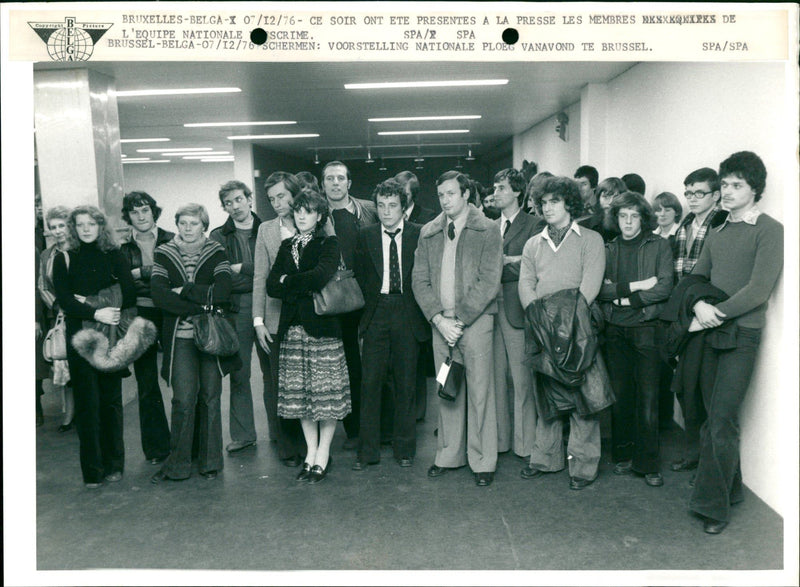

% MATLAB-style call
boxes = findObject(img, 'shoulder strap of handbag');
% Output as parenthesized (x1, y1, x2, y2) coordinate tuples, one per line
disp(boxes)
(206, 283, 215, 309)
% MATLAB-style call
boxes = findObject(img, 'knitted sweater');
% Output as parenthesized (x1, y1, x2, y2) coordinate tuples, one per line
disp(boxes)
(691, 212, 783, 328)
(519, 223, 605, 309)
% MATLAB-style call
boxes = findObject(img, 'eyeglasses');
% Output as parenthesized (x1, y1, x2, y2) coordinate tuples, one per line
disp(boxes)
(684, 190, 715, 200)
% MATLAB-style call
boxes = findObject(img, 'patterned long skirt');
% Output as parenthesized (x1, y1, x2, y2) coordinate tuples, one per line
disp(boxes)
(277, 325, 352, 421)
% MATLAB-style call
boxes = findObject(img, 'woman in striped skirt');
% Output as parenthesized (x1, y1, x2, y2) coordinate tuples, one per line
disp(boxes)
(267, 189, 351, 484)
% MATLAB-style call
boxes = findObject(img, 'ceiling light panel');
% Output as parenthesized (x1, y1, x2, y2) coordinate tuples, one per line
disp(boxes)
(184, 121, 297, 128)
(377, 130, 470, 136)
(228, 133, 320, 140)
(345, 80, 508, 90)
(136, 147, 213, 153)
(116, 87, 241, 97)
(368, 115, 481, 122)
(120, 138, 170, 143)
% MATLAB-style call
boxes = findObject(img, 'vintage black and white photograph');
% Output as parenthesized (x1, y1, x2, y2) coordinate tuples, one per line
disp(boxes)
(3, 2, 798, 585)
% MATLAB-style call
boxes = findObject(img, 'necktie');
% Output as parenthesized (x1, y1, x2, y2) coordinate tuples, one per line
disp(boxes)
(503, 219, 511, 237)
(386, 229, 401, 294)
(447, 222, 455, 240)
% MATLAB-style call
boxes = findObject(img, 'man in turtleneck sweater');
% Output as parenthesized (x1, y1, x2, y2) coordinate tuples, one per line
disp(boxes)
(597, 191, 674, 489)
(210, 180, 265, 454)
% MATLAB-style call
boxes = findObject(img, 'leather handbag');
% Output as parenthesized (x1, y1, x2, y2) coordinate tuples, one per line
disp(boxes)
(312, 257, 365, 316)
(43, 311, 67, 361)
(436, 347, 465, 402)
(193, 285, 240, 357)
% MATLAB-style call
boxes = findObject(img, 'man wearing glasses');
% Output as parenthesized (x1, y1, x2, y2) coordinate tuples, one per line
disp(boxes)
(669, 168, 728, 475)
(210, 180, 266, 454)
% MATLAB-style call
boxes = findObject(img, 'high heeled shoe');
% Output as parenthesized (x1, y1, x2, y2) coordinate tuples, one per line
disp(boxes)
(57, 420, 74, 433)
(295, 462, 312, 482)
(307, 457, 332, 484)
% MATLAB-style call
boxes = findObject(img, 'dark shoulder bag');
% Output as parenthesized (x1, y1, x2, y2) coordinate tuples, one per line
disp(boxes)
(193, 285, 240, 356)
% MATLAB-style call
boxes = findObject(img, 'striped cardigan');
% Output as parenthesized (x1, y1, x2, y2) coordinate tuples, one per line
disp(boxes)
(150, 238, 241, 383)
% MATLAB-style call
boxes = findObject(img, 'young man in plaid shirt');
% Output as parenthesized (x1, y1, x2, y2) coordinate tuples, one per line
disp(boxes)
(669, 167, 728, 474)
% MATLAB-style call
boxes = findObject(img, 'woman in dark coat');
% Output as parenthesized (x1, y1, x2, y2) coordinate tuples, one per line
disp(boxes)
(267, 189, 351, 484)
(53, 205, 137, 488)
(149, 203, 240, 483)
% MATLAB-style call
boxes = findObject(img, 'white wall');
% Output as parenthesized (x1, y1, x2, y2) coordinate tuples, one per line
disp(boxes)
(122, 161, 237, 232)
(513, 62, 796, 517)
(513, 101, 581, 175)
(603, 62, 795, 518)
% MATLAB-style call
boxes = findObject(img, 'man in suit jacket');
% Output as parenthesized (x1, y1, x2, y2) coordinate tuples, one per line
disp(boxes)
(412, 171, 503, 487)
(394, 170, 437, 421)
(491, 169, 547, 459)
(352, 179, 430, 470)
(395, 170, 437, 225)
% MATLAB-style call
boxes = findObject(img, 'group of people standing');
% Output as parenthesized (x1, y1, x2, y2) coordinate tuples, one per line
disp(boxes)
(35, 149, 782, 535)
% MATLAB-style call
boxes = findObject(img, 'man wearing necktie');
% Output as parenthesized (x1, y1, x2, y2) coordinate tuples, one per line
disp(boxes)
(412, 171, 503, 487)
(352, 179, 429, 470)
(491, 169, 547, 460)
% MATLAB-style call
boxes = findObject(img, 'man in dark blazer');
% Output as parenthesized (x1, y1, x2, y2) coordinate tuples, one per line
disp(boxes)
(491, 169, 547, 459)
(394, 170, 437, 422)
(395, 170, 437, 225)
(352, 179, 430, 469)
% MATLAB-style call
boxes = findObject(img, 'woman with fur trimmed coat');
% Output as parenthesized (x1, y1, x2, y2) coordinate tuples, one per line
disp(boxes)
(53, 205, 137, 489)
(149, 203, 241, 484)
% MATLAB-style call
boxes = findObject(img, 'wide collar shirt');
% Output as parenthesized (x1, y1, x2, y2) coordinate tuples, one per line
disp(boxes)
(540, 221, 582, 253)
(132, 225, 159, 267)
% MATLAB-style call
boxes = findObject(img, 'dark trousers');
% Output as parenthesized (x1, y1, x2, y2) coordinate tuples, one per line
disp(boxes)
(164, 338, 223, 478)
(358, 296, 418, 462)
(229, 297, 259, 443)
(262, 333, 305, 459)
(341, 310, 363, 439)
(68, 349, 125, 483)
(416, 340, 434, 421)
(132, 306, 170, 460)
(676, 375, 707, 464)
(606, 324, 661, 474)
(690, 327, 761, 523)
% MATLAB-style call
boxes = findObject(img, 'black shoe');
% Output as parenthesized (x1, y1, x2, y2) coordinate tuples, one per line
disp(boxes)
(200, 470, 218, 480)
(703, 517, 728, 534)
(396, 457, 413, 468)
(352, 458, 379, 471)
(613, 460, 633, 475)
(427, 464, 449, 478)
(308, 457, 332, 484)
(520, 465, 546, 480)
(670, 458, 699, 472)
(645, 472, 664, 487)
(57, 421, 74, 433)
(281, 455, 303, 468)
(475, 472, 494, 487)
(295, 463, 312, 481)
(147, 456, 167, 465)
(226, 440, 256, 453)
(150, 470, 183, 484)
(569, 476, 597, 490)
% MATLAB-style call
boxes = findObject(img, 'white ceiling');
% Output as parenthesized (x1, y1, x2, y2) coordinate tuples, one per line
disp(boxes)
(35, 61, 635, 163)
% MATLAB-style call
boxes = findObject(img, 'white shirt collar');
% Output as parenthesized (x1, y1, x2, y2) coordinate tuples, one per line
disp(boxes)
(654, 224, 679, 237)
(404, 203, 415, 219)
(719, 204, 761, 229)
(382, 219, 404, 236)
(501, 208, 521, 225)
(540, 221, 581, 243)
(132, 225, 158, 243)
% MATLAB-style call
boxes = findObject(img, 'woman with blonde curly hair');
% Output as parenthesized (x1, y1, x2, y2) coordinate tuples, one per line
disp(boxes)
(52, 205, 137, 488)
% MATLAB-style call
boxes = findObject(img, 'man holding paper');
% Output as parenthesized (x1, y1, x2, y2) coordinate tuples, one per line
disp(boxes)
(412, 171, 503, 487)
